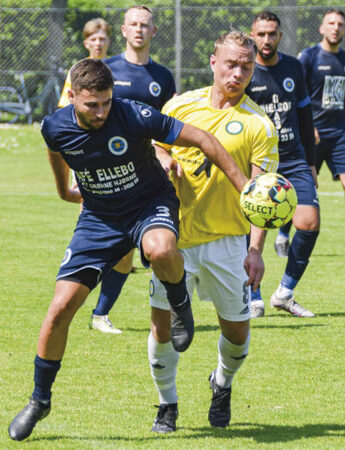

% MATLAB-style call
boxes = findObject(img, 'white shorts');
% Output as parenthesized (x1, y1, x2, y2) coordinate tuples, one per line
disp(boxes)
(149, 235, 250, 321)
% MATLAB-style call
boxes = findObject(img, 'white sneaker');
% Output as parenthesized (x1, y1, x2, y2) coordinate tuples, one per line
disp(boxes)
(274, 234, 290, 258)
(270, 292, 315, 317)
(89, 314, 122, 334)
(250, 300, 265, 318)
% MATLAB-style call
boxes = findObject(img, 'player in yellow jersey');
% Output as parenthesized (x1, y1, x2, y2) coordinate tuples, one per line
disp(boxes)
(58, 18, 111, 108)
(148, 30, 279, 433)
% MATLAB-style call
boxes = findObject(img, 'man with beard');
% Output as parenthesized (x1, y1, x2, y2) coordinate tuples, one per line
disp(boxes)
(246, 11, 320, 318)
(298, 9, 345, 193)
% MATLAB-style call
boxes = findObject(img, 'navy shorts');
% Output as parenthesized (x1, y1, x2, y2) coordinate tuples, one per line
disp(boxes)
(279, 159, 319, 209)
(316, 129, 345, 180)
(56, 189, 179, 287)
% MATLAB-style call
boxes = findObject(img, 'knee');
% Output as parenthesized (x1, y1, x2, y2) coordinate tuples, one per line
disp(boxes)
(46, 297, 77, 328)
(144, 238, 176, 266)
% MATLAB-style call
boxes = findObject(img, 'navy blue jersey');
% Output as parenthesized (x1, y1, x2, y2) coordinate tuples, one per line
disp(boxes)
(104, 53, 176, 110)
(298, 44, 345, 132)
(41, 99, 183, 217)
(246, 53, 311, 163)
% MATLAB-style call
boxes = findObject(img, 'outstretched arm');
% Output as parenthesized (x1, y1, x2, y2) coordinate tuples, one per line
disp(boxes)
(243, 164, 266, 291)
(173, 123, 248, 192)
(47, 149, 82, 203)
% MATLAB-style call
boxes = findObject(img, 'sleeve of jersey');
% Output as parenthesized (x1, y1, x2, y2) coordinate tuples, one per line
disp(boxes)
(41, 117, 57, 151)
(131, 101, 184, 145)
(296, 61, 311, 108)
(250, 118, 279, 173)
(58, 70, 71, 108)
(297, 51, 311, 88)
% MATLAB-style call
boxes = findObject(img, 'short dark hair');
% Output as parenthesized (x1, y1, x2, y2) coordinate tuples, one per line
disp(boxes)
(322, 9, 345, 21)
(70, 59, 113, 93)
(252, 11, 281, 27)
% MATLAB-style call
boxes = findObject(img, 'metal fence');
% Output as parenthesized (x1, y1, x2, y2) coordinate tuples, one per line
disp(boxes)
(0, 5, 343, 122)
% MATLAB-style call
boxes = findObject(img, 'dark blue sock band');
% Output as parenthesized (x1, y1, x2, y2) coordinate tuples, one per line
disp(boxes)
(32, 355, 61, 402)
(94, 270, 129, 315)
(283, 229, 319, 287)
(160, 271, 189, 308)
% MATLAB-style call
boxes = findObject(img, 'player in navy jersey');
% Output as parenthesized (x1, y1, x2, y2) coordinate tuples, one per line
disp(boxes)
(247, 11, 320, 318)
(298, 9, 345, 192)
(8, 59, 249, 442)
(89, 5, 177, 335)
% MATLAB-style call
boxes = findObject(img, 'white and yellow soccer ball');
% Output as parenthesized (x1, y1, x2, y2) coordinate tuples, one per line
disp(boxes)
(240, 172, 297, 230)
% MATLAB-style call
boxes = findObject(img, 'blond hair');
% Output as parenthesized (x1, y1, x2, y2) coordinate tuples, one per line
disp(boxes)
(82, 18, 111, 40)
(214, 30, 256, 55)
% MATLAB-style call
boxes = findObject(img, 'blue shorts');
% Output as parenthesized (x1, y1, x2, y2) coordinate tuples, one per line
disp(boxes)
(279, 159, 319, 209)
(57, 189, 179, 286)
(316, 129, 345, 180)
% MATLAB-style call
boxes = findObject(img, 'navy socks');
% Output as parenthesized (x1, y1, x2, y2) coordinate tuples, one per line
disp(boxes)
(93, 270, 129, 316)
(32, 355, 61, 402)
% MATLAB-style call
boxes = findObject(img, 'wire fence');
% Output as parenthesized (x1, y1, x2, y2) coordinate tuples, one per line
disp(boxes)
(0, 5, 343, 122)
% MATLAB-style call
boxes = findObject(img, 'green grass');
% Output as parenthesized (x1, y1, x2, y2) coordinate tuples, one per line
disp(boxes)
(0, 125, 344, 449)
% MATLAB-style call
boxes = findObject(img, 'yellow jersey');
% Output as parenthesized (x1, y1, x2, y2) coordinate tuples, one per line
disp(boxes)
(158, 86, 279, 248)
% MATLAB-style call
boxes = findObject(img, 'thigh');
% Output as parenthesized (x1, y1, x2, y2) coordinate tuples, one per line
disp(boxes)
(194, 236, 250, 322)
(320, 132, 345, 179)
(280, 162, 319, 209)
(130, 189, 180, 268)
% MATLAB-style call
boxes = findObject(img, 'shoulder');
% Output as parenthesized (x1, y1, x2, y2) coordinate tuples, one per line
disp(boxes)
(41, 106, 74, 145)
(239, 95, 276, 136)
(104, 54, 124, 67)
(298, 45, 319, 60)
(149, 59, 175, 79)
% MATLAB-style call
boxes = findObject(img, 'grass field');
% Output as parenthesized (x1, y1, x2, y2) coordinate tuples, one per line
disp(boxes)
(0, 124, 344, 449)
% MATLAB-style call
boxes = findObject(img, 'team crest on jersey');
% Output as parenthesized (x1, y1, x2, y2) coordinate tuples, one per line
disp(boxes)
(108, 136, 128, 156)
(283, 78, 295, 92)
(149, 279, 155, 297)
(149, 82, 161, 97)
(226, 121, 243, 135)
(141, 108, 152, 117)
(60, 248, 72, 267)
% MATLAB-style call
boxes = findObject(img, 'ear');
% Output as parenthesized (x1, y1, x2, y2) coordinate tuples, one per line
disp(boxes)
(151, 25, 157, 38)
(319, 23, 324, 36)
(210, 54, 216, 73)
(83, 39, 90, 51)
(121, 24, 126, 38)
(68, 89, 75, 104)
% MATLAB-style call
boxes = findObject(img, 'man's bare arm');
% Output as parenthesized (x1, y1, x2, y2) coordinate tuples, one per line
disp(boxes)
(47, 149, 82, 203)
(173, 123, 248, 192)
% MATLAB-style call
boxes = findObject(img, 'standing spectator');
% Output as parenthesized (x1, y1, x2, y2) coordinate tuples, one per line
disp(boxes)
(247, 11, 319, 318)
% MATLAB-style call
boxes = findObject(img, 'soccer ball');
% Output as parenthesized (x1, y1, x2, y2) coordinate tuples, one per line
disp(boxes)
(240, 172, 297, 230)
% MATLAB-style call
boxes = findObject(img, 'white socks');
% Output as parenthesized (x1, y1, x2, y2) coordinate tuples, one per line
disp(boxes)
(148, 332, 179, 404)
(216, 333, 250, 389)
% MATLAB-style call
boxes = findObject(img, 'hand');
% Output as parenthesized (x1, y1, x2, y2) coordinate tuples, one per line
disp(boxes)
(244, 247, 265, 292)
(164, 158, 183, 178)
(314, 127, 320, 145)
(310, 165, 318, 189)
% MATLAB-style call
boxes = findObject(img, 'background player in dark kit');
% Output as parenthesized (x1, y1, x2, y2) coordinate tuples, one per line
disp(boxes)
(247, 11, 320, 318)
